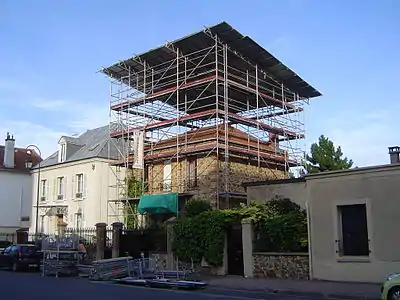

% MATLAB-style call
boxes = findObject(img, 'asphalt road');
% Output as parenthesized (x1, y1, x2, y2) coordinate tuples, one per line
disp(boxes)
(0, 270, 327, 300)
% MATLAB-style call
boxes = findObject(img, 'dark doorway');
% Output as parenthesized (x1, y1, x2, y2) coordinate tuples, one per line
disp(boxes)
(339, 204, 369, 256)
(226, 224, 244, 276)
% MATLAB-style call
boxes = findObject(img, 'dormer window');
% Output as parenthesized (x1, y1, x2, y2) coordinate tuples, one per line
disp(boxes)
(59, 143, 67, 163)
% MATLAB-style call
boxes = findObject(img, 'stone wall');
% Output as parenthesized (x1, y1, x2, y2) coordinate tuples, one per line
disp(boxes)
(253, 252, 309, 280)
(227, 161, 287, 194)
(149, 252, 202, 274)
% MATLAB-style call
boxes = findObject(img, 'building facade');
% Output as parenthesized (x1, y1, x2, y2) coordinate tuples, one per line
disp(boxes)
(0, 133, 41, 233)
(244, 155, 400, 283)
(29, 126, 121, 234)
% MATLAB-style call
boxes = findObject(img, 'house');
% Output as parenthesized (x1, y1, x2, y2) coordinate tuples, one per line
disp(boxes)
(29, 125, 121, 235)
(141, 125, 288, 209)
(0, 133, 41, 234)
(104, 22, 321, 223)
(243, 146, 400, 283)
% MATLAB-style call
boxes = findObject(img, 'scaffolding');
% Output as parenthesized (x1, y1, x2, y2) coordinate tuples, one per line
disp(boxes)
(102, 22, 321, 224)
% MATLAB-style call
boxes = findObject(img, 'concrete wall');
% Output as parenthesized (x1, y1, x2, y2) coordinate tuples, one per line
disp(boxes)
(0, 170, 32, 231)
(30, 158, 120, 234)
(307, 165, 400, 283)
(246, 179, 307, 209)
(245, 164, 400, 283)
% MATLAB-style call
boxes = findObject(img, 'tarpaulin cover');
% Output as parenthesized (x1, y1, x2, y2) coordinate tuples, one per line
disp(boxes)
(138, 193, 178, 215)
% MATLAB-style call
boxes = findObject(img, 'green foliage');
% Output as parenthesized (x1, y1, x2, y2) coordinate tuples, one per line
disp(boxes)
(124, 203, 137, 229)
(254, 211, 308, 252)
(173, 197, 308, 267)
(124, 174, 145, 229)
(173, 210, 236, 266)
(126, 175, 144, 198)
(185, 199, 212, 218)
(306, 135, 353, 173)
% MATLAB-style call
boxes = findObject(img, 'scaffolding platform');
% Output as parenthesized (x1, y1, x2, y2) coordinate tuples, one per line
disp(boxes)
(102, 21, 321, 222)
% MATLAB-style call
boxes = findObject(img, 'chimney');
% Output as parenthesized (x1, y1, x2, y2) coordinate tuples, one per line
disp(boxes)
(4, 132, 15, 168)
(388, 146, 400, 164)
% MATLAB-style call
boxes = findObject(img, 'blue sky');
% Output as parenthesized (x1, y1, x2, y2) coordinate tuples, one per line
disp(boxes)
(1, 0, 399, 166)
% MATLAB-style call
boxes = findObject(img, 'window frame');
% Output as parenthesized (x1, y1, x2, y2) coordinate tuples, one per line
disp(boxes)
(333, 198, 372, 262)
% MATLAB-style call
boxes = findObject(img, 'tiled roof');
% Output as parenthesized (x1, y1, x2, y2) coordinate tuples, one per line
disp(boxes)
(0, 146, 42, 172)
(38, 124, 120, 169)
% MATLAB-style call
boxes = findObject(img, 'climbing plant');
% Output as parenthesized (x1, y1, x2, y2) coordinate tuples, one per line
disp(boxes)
(172, 197, 308, 267)
(184, 198, 212, 218)
(124, 173, 146, 229)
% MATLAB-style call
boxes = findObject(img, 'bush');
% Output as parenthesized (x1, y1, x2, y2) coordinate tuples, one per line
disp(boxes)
(185, 198, 212, 218)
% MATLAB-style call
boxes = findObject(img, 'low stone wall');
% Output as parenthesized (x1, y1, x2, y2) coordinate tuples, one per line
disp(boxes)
(149, 252, 205, 275)
(253, 252, 309, 280)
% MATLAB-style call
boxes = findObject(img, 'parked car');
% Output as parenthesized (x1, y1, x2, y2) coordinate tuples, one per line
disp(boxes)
(0, 244, 42, 272)
(381, 273, 400, 300)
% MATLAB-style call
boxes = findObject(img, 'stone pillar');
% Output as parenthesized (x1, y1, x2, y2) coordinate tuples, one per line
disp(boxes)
(95, 223, 107, 261)
(16, 230, 28, 244)
(242, 219, 254, 278)
(57, 222, 67, 238)
(165, 217, 177, 269)
(111, 222, 123, 258)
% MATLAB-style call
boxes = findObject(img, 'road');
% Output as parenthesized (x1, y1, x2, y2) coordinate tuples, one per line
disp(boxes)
(0, 270, 327, 300)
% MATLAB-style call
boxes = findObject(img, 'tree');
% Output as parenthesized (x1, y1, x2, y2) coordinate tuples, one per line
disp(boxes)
(306, 135, 353, 173)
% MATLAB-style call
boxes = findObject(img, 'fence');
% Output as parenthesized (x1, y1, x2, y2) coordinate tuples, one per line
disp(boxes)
(1, 225, 167, 261)
(120, 226, 167, 258)
(64, 227, 113, 260)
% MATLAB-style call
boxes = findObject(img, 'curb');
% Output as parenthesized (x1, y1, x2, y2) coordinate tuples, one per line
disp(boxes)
(207, 285, 380, 300)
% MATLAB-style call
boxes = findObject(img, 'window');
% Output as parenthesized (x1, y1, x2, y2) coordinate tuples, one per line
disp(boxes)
(59, 143, 66, 163)
(187, 158, 197, 188)
(337, 204, 369, 256)
(76, 213, 82, 228)
(76, 173, 84, 198)
(163, 161, 172, 191)
(57, 177, 64, 200)
(40, 180, 47, 201)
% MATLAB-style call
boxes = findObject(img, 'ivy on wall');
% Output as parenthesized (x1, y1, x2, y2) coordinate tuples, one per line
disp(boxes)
(172, 197, 308, 267)
(124, 174, 145, 229)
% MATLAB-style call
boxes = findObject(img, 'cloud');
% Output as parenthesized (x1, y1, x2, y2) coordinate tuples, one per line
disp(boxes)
(0, 120, 66, 158)
(0, 86, 109, 159)
(321, 109, 395, 167)
(30, 99, 68, 110)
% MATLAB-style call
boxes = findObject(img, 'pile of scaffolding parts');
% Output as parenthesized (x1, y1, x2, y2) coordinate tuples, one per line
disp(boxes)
(89, 257, 207, 290)
(40, 235, 83, 277)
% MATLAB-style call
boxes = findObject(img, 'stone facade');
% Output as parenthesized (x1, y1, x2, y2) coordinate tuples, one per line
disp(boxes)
(253, 252, 309, 280)
(227, 160, 286, 193)
(149, 252, 202, 274)
(146, 155, 286, 208)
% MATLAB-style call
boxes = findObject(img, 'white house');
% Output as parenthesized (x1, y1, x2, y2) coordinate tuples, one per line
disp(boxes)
(0, 133, 42, 234)
(29, 125, 122, 235)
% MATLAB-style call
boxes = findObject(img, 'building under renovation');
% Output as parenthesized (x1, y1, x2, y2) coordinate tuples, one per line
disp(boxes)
(101, 22, 321, 223)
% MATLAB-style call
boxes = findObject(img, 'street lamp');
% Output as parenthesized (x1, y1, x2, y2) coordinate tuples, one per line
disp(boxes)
(25, 145, 42, 237)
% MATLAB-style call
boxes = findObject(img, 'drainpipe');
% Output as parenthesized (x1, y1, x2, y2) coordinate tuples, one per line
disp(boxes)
(305, 199, 313, 280)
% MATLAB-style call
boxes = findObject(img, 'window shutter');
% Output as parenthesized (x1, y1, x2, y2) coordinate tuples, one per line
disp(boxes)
(53, 178, 57, 200)
(46, 180, 49, 200)
(71, 176, 75, 200)
(63, 176, 67, 199)
(84, 173, 88, 199)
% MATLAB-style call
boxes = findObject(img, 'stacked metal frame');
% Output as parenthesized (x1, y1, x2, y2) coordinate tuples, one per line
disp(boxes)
(102, 22, 321, 224)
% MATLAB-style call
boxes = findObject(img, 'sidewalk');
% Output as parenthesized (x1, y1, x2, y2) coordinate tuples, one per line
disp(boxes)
(203, 276, 381, 300)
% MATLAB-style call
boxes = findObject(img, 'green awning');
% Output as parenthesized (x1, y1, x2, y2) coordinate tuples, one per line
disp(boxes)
(138, 193, 178, 215)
